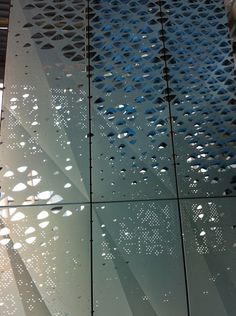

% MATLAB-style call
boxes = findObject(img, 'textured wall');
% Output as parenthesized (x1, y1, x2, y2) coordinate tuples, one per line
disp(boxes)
(0, 1, 235, 315)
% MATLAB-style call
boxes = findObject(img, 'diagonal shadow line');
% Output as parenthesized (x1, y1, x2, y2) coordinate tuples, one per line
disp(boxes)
(183, 206, 236, 316)
(14, 1, 90, 201)
(1, 107, 89, 202)
(87, 4, 176, 197)
(2, 107, 89, 202)
(206, 254, 236, 316)
(8, 0, 176, 200)
(0, 218, 52, 316)
(96, 212, 158, 316)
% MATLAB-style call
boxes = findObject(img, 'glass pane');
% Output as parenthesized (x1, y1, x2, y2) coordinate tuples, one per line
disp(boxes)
(0, 0, 90, 206)
(90, 0, 177, 201)
(163, 0, 236, 197)
(181, 197, 236, 316)
(0, 203, 90, 315)
(93, 200, 188, 316)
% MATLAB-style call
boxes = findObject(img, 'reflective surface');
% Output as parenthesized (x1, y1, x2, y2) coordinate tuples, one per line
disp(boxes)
(0, 0, 235, 315)
(90, 0, 176, 201)
(181, 198, 236, 316)
(162, 0, 236, 198)
(0, 203, 90, 315)
(93, 200, 188, 316)
(0, 0, 90, 206)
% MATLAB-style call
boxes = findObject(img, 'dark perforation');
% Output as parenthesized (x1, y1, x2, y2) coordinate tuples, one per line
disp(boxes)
(41, 43, 54, 49)
(42, 24, 55, 29)
(62, 44, 74, 51)
(72, 54, 84, 61)
(51, 34, 64, 40)
(23, 23, 33, 28)
(23, 4, 35, 10)
(43, 12, 57, 18)
(42, 5, 55, 12)
(34, 3, 46, 9)
(31, 32, 43, 39)
(43, 31, 57, 37)
(32, 13, 44, 20)
(52, 15, 66, 21)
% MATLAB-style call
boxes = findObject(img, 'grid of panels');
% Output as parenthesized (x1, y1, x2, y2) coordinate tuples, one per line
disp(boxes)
(0, 0, 235, 315)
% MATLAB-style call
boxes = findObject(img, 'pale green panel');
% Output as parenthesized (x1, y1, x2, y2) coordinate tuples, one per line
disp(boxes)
(0, 203, 90, 316)
(0, 0, 90, 206)
(181, 198, 236, 316)
(93, 200, 188, 316)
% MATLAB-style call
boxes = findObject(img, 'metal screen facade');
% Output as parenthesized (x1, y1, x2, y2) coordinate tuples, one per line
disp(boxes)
(0, 1, 235, 315)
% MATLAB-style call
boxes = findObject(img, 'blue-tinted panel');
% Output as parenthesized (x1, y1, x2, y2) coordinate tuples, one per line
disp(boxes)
(163, 0, 236, 197)
(90, 0, 176, 201)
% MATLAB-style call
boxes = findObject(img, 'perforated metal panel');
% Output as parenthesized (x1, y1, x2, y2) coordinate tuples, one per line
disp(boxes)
(181, 198, 236, 316)
(0, 0, 90, 206)
(93, 200, 188, 316)
(90, 0, 176, 201)
(162, 0, 236, 198)
(0, 0, 235, 315)
(0, 203, 90, 315)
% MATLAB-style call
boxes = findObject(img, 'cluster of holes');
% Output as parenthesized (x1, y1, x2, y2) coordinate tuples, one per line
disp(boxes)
(162, 1, 236, 196)
(0, 166, 65, 206)
(98, 202, 177, 260)
(0, 205, 85, 314)
(90, 0, 174, 199)
(0, 294, 17, 316)
(0, 83, 89, 206)
(184, 201, 234, 255)
(4, 0, 234, 203)
(6, 85, 41, 154)
(91, 0, 167, 137)
(182, 198, 236, 299)
(23, 0, 86, 62)
(96, 201, 181, 308)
